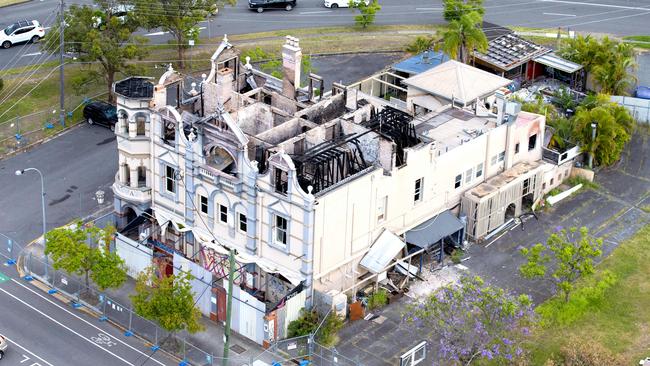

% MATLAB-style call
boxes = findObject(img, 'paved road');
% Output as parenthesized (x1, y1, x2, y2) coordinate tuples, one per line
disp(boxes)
(1, 0, 650, 68)
(0, 124, 116, 247)
(0, 263, 176, 366)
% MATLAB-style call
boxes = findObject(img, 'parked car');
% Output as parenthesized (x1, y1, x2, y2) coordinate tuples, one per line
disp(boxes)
(248, 0, 296, 12)
(0, 334, 7, 360)
(83, 101, 117, 131)
(324, 0, 368, 8)
(0, 20, 45, 49)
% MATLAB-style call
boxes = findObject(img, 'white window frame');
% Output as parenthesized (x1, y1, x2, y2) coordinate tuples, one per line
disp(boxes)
(476, 163, 483, 178)
(377, 196, 387, 223)
(413, 178, 423, 203)
(491, 155, 498, 166)
(218, 204, 228, 224)
(238, 212, 247, 233)
(465, 168, 473, 184)
(199, 195, 208, 214)
(164, 165, 177, 194)
(274, 214, 288, 247)
(454, 174, 462, 189)
(498, 151, 505, 162)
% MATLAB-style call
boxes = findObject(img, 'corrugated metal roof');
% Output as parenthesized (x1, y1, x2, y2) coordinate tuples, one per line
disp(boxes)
(474, 34, 550, 71)
(533, 53, 583, 74)
(360, 230, 405, 274)
(393, 51, 451, 75)
(405, 210, 464, 248)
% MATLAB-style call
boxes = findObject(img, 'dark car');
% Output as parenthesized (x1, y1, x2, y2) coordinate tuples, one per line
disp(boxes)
(248, 0, 296, 12)
(83, 101, 117, 131)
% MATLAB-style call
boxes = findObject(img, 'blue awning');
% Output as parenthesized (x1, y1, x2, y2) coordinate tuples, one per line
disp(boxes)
(405, 210, 465, 249)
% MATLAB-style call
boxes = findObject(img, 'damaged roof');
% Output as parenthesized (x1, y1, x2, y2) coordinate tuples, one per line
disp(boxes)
(473, 33, 550, 71)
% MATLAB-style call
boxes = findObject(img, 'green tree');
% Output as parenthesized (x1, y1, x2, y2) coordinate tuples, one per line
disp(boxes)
(443, 0, 484, 22)
(349, 0, 381, 29)
(131, 268, 204, 335)
(441, 11, 487, 64)
(559, 35, 636, 95)
(44, 222, 127, 291)
(286, 309, 343, 347)
(43, 2, 148, 102)
(134, 0, 236, 69)
(520, 226, 603, 302)
(572, 94, 634, 166)
(405, 35, 435, 54)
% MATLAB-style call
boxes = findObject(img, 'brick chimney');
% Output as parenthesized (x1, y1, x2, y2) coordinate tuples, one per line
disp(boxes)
(282, 36, 302, 100)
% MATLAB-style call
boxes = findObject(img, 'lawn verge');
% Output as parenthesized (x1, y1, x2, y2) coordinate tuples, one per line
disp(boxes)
(529, 224, 650, 364)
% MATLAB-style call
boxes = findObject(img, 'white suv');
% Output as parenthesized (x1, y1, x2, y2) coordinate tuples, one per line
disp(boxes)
(0, 334, 7, 359)
(1, 20, 45, 49)
(324, 0, 368, 8)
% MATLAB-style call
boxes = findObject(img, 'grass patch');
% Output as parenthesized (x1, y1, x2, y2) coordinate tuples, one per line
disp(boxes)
(623, 35, 650, 42)
(529, 224, 650, 364)
(0, 0, 30, 7)
(565, 175, 599, 190)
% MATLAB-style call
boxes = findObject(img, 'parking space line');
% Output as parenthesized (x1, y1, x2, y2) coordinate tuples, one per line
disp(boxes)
(4, 335, 55, 366)
(9, 279, 166, 366)
(0, 287, 135, 365)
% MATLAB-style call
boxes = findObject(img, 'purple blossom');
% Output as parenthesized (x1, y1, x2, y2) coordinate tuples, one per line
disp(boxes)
(502, 338, 513, 346)
(505, 353, 513, 361)
(481, 349, 494, 360)
(555, 225, 564, 232)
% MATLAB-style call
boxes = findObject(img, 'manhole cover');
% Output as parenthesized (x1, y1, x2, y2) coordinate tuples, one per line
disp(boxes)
(230, 344, 246, 354)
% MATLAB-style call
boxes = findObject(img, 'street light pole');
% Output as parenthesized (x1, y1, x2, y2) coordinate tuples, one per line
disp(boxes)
(15, 168, 49, 280)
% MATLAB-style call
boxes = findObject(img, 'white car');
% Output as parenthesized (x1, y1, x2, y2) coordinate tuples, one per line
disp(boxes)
(0, 20, 45, 49)
(0, 334, 7, 359)
(324, 0, 369, 8)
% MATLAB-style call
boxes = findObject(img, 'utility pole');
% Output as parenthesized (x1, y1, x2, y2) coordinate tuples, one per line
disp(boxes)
(222, 248, 235, 366)
(59, 0, 65, 127)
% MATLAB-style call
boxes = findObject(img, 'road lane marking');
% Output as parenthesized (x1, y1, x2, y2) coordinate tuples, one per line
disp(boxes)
(145, 26, 206, 37)
(9, 279, 166, 366)
(538, 0, 650, 11)
(0, 287, 135, 365)
(299, 10, 332, 14)
(21, 52, 43, 57)
(3, 335, 54, 366)
(543, 12, 577, 16)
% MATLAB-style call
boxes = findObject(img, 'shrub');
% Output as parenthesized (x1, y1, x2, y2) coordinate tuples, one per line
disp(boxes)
(286, 310, 344, 347)
(405, 36, 435, 54)
(565, 175, 598, 190)
(367, 289, 388, 310)
(550, 339, 626, 366)
(318, 313, 344, 347)
(450, 249, 463, 264)
(287, 309, 319, 338)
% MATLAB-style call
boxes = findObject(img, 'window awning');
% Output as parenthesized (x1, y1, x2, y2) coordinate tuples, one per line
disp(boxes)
(533, 53, 583, 74)
(360, 229, 406, 274)
(405, 210, 465, 249)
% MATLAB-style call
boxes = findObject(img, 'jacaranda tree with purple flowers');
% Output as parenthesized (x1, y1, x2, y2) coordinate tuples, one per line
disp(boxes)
(520, 226, 603, 302)
(404, 275, 534, 365)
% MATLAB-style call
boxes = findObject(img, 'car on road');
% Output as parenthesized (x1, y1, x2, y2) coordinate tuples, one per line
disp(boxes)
(324, 0, 369, 8)
(0, 334, 7, 360)
(0, 20, 45, 49)
(83, 101, 117, 131)
(248, 0, 296, 12)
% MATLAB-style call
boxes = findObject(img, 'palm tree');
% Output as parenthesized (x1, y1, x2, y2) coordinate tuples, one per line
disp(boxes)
(441, 11, 487, 64)
(592, 43, 637, 95)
